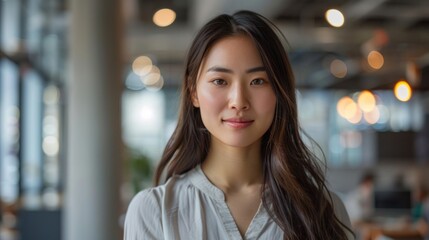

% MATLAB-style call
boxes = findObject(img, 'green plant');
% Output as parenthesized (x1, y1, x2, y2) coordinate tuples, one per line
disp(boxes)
(128, 150, 153, 193)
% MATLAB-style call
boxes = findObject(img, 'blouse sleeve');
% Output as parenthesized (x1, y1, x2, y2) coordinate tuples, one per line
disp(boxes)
(330, 192, 355, 240)
(124, 189, 163, 240)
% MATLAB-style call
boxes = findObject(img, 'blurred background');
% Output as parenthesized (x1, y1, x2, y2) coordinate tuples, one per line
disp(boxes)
(1, 0, 429, 239)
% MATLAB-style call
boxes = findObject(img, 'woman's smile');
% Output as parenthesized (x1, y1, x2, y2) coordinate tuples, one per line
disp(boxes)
(222, 118, 255, 129)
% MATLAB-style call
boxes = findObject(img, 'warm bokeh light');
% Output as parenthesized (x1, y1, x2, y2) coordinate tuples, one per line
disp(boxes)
(394, 80, 412, 102)
(367, 50, 384, 69)
(132, 56, 152, 76)
(357, 90, 376, 112)
(330, 59, 347, 78)
(364, 106, 380, 124)
(146, 76, 164, 92)
(344, 101, 358, 120)
(347, 107, 362, 124)
(140, 65, 164, 91)
(141, 65, 160, 84)
(153, 8, 176, 27)
(337, 96, 354, 118)
(143, 72, 161, 86)
(325, 9, 345, 27)
(147, 65, 160, 75)
(337, 95, 364, 124)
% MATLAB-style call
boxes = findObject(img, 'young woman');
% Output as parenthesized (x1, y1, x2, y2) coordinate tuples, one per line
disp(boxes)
(125, 10, 354, 240)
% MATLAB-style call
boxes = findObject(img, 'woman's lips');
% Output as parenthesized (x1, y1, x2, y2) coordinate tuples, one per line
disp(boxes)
(222, 118, 254, 129)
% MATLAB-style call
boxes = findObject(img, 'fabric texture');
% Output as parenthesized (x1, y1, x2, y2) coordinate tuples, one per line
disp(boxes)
(124, 165, 354, 240)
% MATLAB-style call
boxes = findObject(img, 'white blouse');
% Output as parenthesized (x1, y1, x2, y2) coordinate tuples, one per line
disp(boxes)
(124, 165, 354, 240)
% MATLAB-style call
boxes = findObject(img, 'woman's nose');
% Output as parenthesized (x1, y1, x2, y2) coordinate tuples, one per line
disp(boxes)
(228, 84, 250, 111)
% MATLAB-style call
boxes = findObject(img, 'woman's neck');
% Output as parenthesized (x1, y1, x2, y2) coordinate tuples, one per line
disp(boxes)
(201, 138, 264, 193)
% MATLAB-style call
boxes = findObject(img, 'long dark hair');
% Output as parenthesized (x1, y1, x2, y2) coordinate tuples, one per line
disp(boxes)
(154, 10, 351, 240)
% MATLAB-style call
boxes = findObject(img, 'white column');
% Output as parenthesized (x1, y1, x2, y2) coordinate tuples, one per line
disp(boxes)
(65, 0, 123, 239)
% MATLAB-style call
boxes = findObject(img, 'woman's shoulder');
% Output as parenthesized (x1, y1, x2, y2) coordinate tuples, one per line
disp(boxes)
(124, 170, 197, 239)
(124, 188, 164, 239)
(125, 187, 166, 223)
(127, 168, 197, 211)
(127, 187, 162, 211)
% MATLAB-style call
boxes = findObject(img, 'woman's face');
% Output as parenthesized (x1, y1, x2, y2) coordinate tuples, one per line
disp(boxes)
(193, 35, 277, 149)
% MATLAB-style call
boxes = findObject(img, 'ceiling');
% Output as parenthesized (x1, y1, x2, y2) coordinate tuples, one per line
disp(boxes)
(125, 0, 429, 91)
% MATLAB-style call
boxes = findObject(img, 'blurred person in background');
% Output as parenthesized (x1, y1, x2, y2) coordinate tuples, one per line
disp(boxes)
(124, 10, 354, 240)
(345, 172, 375, 226)
(413, 185, 429, 239)
(412, 186, 428, 222)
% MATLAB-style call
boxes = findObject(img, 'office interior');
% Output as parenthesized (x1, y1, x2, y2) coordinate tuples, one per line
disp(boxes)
(1, 0, 429, 239)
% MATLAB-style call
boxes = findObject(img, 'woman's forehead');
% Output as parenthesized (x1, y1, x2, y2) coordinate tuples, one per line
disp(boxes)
(198, 35, 264, 73)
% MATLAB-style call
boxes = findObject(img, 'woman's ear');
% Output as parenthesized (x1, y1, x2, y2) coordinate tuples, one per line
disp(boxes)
(192, 90, 200, 108)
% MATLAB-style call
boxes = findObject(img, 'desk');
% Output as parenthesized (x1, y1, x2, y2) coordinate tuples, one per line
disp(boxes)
(369, 227, 423, 240)
(355, 220, 427, 240)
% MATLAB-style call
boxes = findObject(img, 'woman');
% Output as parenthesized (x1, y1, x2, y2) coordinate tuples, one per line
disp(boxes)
(125, 10, 354, 240)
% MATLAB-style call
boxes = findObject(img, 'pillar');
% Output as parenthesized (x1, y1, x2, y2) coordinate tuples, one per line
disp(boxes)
(64, 0, 123, 239)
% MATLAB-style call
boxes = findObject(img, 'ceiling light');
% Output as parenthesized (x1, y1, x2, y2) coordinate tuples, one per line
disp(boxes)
(367, 50, 384, 69)
(394, 80, 412, 102)
(153, 8, 176, 27)
(337, 96, 354, 118)
(325, 9, 345, 27)
(330, 59, 347, 78)
(364, 107, 380, 125)
(132, 56, 152, 76)
(357, 90, 376, 112)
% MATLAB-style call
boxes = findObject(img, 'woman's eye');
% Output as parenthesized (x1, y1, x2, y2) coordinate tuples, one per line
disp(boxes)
(212, 79, 227, 85)
(250, 79, 265, 85)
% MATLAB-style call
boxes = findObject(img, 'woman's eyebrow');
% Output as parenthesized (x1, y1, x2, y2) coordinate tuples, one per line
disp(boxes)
(206, 66, 266, 73)
(246, 66, 266, 73)
(206, 66, 233, 73)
